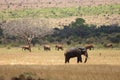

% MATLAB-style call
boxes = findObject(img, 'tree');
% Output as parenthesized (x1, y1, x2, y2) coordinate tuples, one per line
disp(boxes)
(70, 18, 85, 28)
(1, 19, 53, 45)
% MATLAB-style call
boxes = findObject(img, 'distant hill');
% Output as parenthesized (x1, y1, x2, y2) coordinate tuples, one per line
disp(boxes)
(0, 0, 120, 10)
(0, 0, 120, 27)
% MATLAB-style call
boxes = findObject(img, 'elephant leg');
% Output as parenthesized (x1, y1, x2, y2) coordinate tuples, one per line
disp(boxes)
(65, 58, 67, 63)
(65, 56, 69, 63)
(67, 57, 70, 63)
(77, 56, 82, 63)
(80, 56, 82, 62)
(77, 57, 81, 63)
(77, 57, 79, 63)
(68, 58, 70, 63)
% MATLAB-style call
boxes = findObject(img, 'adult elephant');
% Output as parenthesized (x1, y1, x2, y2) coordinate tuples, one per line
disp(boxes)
(64, 47, 88, 63)
(85, 44, 94, 50)
(55, 44, 64, 51)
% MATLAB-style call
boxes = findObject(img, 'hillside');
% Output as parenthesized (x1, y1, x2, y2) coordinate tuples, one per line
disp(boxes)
(0, 0, 120, 10)
(0, 0, 120, 27)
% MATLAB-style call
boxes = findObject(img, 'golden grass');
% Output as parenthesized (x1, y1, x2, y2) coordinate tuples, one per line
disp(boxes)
(0, 47, 119, 65)
(0, 47, 120, 80)
(0, 65, 120, 80)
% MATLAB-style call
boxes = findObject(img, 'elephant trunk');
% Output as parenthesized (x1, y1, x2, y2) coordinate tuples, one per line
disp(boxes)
(84, 52, 88, 63)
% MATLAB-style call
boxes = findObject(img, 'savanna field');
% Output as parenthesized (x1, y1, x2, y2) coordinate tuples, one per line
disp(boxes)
(0, 0, 120, 80)
(0, 46, 120, 80)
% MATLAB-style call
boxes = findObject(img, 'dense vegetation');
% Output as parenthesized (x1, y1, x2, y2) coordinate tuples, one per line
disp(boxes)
(0, 18, 120, 47)
(0, 4, 120, 20)
(47, 18, 120, 45)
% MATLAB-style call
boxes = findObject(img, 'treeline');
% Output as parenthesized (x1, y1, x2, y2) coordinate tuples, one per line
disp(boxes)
(0, 18, 120, 47)
(46, 18, 120, 45)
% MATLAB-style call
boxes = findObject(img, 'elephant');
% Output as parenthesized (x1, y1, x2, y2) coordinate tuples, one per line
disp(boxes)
(55, 44, 64, 51)
(64, 47, 88, 63)
(22, 45, 31, 52)
(85, 44, 94, 50)
(44, 45, 51, 51)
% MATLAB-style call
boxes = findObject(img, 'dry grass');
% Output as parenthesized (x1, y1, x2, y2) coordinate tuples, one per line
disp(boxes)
(0, 65, 120, 80)
(0, 47, 65, 65)
(0, 47, 120, 80)
(0, 47, 119, 65)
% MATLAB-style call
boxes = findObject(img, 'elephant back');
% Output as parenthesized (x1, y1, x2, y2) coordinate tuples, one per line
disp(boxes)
(64, 47, 81, 55)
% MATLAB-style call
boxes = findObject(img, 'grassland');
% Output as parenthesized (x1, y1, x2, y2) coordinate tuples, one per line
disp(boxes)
(0, 47, 120, 80)
(0, 4, 120, 26)
(0, 4, 120, 20)
(0, 47, 119, 65)
(0, 65, 120, 80)
(0, 1, 120, 79)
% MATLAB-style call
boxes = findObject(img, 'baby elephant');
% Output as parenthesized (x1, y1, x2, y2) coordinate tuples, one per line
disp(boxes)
(55, 44, 64, 51)
(44, 45, 51, 51)
(64, 47, 88, 63)
(22, 45, 31, 52)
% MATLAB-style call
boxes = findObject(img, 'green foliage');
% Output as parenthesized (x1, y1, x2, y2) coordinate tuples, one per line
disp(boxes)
(0, 16, 120, 46)
(66, 41, 71, 45)
(75, 18, 85, 24)
(108, 33, 120, 43)
(70, 18, 85, 28)
(51, 18, 120, 44)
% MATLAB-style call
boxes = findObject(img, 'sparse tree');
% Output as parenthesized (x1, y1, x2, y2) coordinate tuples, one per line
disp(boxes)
(1, 19, 53, 45)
